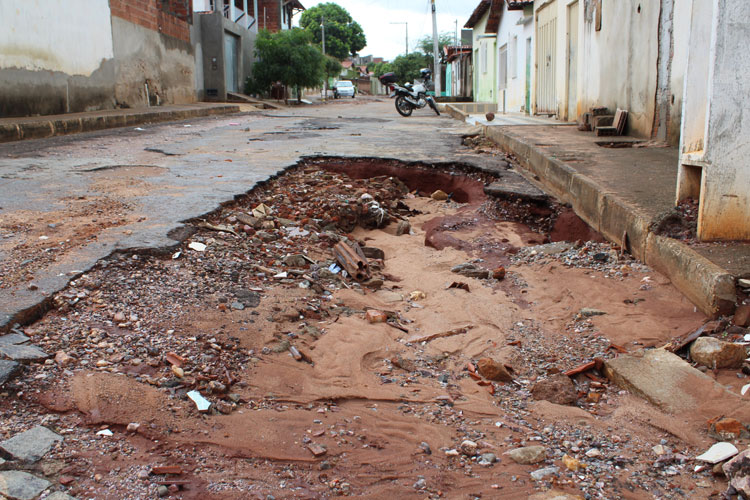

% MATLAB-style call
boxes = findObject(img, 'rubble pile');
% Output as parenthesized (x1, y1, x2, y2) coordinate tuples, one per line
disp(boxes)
(1, 162, 748, 499)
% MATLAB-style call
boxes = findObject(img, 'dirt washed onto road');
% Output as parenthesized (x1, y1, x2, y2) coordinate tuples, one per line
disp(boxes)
(2, 159, 741, 499)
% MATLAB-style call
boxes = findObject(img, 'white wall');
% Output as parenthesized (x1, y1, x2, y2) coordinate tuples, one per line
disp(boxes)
(495, 7, 534, 113)
(577, 0, 660, 137)
(0, 1, 114, 76)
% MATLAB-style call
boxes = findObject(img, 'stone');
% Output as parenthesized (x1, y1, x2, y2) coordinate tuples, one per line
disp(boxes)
(0, 471, 52, 500)
(230, 301, 245, 311)
(450, 263, 490, 279)
(478, 453, 497, 465)
(459, 440, 477, 456)
(430, 190, 449, 201)
(492, 266, 506, 280)
(54, 351, 74, 367)
(696, 442, 739, 464)
(0, 344, 49, 361)
(157, 485, 169, 497)
(734, 304, 750, 327)
(526, 241, 573, 256)
(0, 360, 20, 385)
(506, 445, 547, 464)
(0, 334, 30, 345)
(528, 489, 585, 500)
(584, 448, 602, 458)
(395, 220, 411, 236)
(723, 449, 750, 498)
(690, 337, 747, 369)
(361, 247, 385, 260)
(283, 254, 307, 267)
(604, 348, 744, 413)
(530, 466, 559, 481)
(0, 426, 63, 462)
(531, 374, 578, 405)
(476, 358, 513, 382)
(307, 443, 327, 457)
(484, 180, 548, 203)
(562, 454, 583, 471)
(578, 308, 606, 318)
(46, 493, 78, 500)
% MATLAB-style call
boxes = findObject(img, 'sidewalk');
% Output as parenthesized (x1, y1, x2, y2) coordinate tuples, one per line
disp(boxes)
(475, 121, 748, 317)
(0, 103, 240, 143)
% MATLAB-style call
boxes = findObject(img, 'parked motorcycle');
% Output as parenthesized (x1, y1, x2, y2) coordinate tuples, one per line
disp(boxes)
(379, 69, 440, 117)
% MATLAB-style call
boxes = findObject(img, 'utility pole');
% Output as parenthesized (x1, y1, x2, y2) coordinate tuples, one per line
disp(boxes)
(454, 19, 458, 47)
(321, 15, 327, 101)
(390, 22, 408, 55)
(431, 0, 441, 97)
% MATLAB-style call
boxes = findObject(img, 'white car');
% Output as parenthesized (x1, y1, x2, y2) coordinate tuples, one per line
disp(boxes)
(333, 80, 356, 98)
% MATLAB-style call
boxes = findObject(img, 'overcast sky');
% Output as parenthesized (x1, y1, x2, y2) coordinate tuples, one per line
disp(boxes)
(300, 1, 478, 61)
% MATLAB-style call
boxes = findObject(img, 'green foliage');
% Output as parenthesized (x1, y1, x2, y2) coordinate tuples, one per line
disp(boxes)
(416, 32, 454, 74)
(323, 55, 342, 79)
(367, 61, 394, 78)
(299, 3, 366, 60)
(246, 29, 325, 101)
(391, 53, 430, 83)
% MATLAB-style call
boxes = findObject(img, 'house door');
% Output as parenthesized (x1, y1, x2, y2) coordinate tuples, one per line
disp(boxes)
(566, 1, 579, 121)
(525, 37, 531, 114)
(535, 1, 557, 115)
(223, 32, 239, 93)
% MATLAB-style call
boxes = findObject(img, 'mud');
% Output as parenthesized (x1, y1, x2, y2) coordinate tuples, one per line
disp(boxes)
(0, 159, 735, 500)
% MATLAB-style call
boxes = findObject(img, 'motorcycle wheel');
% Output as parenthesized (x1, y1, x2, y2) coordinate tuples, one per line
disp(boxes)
(428, 98, 441, 116)
(395, 95, 413, 117)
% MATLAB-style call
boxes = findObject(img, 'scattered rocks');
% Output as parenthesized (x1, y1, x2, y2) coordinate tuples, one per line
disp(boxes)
(476, 357, 513, 382)
(0, 470, 52, 500)
(365, 310, 387, 323)
(0, 360, 20, 385)
(54, 351, 74, 367)
(708, 417, 748, 440)
(531, 374, 578, 405)
(734, 304, 750, 327)
(562, 454, 584, 471)
(530, 466, 559, 481)
(460, 440, 478, 456)
(689, 336, 747, 369)
(0, 344, 49, 361)
(604, 348, 742, 413)
(506, 445, 547, 465)
(0, 425, 63, 463)
(430, 190, 449, 201)
(478, 453, 497, 465)
(528, 489, 585, 500)
(395, 220, 411, 236)
(723, 449, 750, 497)
(451, 262, 490, 279)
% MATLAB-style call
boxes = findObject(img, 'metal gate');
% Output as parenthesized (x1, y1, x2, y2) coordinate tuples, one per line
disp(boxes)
(536, 1, 557, 115)
(223, 32, 239, 93)
(566, 1, 579, 121)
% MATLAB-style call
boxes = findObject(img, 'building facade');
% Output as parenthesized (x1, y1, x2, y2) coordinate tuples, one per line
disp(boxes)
(0, 0, 197, 117)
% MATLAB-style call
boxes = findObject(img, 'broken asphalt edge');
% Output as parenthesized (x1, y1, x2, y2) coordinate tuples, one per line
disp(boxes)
(0, 104, 241, 144)
(0, 155, 506, 336)
(483, 125, 736, 318)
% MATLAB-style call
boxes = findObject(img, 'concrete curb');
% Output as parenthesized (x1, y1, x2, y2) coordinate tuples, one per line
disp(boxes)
(483, 126, 736, 318)
(0, 104, 240, 143)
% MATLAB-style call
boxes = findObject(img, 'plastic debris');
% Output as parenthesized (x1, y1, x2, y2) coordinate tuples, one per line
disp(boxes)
(188, 242, 206, 252)
(187, 390, 211, 412)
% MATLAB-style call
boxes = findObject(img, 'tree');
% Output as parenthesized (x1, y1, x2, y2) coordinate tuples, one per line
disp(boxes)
(367, 61, 394, 78)
(323, 55, 342, 85)
(391, 53, 430, 84)
(299, 3, 366, 60)
(246, 29, 325, 103)
(417, 32, 454, 72)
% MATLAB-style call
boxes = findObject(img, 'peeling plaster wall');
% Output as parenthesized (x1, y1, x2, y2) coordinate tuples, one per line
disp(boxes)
(578, 0, 660, 138)
(0, 2, 196, 117)
(111, 17, 196, 108)
(0, 1, 117, 116)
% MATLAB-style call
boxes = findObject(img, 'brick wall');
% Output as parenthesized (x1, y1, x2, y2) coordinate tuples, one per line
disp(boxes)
(109, 0, 192, 42)
(258, 0, 282, 32)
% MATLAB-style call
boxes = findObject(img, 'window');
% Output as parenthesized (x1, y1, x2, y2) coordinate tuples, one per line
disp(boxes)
(499, 44, 508, 90)
(510, 35, 518, 79)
